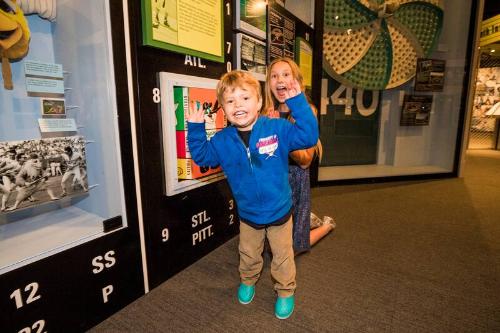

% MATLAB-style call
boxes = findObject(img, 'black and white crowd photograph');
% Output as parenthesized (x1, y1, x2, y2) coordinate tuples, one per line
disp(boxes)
(0, 136, 88, 214)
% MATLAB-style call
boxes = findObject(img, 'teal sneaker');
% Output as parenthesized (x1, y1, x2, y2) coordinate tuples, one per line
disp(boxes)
(275, 295, 295, 319)
(237, 283, 255, 304)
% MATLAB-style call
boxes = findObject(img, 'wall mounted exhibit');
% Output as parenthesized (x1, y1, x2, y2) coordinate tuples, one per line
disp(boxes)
(159, 72, 226, 196)
(235, 33, 267, 81)
(142, 0, 225, 63)
(235, 0, 267, 40)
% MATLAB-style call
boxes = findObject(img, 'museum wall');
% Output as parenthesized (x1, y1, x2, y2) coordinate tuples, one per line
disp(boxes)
(125, 0, 319, 289)
(0, 0, 480, 331)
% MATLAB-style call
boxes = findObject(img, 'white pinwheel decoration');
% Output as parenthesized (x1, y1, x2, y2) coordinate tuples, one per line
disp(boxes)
(323, 0, 444, 90)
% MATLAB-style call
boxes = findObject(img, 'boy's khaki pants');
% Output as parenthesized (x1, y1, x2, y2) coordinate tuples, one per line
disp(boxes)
(239, 217, 296, 297)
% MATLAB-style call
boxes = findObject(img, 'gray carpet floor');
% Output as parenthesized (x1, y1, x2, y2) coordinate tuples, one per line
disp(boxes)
(90, 150, 500, 332)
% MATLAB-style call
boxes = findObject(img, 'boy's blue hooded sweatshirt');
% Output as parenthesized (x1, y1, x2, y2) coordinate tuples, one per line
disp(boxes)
(187, 92, 318, 225)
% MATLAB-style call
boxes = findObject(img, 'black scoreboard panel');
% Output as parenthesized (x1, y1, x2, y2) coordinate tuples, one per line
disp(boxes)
(0, 228, 143, 332)
(126, 0, 239, 289)
(126, 0, 318, 288)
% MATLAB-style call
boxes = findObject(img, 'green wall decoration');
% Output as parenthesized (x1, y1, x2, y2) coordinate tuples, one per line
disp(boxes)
(323, 0, 443, 90)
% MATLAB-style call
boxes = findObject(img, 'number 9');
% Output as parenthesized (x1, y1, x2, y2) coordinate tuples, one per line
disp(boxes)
(162, 228, 169, 242)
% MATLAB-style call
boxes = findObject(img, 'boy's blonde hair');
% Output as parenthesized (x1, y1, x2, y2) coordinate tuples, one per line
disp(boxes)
(263, 57, 322, 161)
(217, 70, 262, 106)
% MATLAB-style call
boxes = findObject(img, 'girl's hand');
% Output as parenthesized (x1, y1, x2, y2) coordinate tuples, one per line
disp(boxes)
(285, 79, 302, 100)
(266, 107, 280, 119)
(187, 101, 205, 123)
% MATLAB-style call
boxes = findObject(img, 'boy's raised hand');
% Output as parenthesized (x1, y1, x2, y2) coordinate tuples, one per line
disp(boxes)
(187, 100, 205, 123)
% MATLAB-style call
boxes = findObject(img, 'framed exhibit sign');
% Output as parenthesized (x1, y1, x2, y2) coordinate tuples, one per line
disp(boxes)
(268, 5, 295, 62)
(236, 33, 267, 81)
(400, 95, 433, 126)
(415, 58, 446, 92)
(159, 72, 226, 196)
(141, 0, 224, 63)
(235, 0, 267, 40)
(295, 37, 313, 88)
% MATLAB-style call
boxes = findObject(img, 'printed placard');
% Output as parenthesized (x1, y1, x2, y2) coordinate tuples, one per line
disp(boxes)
(26, 77, 65, 95)
(24, 60, 64, 79)
(38, 118, 77, 132)
(142, 0, 224, 63)
(268, 6, 295, 62)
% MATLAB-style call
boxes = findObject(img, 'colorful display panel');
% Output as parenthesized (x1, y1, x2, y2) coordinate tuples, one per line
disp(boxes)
(159, 72, 227, 196)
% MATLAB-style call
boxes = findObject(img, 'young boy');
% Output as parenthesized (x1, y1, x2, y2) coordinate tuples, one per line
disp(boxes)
(187, 70, 318, 319)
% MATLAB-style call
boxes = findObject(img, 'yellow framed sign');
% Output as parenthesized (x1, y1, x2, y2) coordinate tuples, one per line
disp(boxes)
(142, 0, 224, 63)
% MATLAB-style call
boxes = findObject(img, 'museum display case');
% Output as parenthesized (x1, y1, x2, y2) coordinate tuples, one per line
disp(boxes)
(0, 0, 127, 273)
(317, 0, 478, 182)
(0, 1, 144, 331)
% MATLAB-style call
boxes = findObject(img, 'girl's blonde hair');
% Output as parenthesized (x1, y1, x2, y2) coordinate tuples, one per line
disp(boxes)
(217, 70, 262, 107)
(263, 57, 322, 161)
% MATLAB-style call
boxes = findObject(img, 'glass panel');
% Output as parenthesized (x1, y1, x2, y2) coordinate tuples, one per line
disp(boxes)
(0, 1, 126, 273)
(319, 0, 473, 180)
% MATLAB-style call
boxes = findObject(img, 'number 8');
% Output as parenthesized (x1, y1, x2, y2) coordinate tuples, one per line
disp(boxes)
(153, 88, 160, 104)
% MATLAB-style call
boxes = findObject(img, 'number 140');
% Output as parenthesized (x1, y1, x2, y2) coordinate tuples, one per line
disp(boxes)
(322, 80, 379, 117)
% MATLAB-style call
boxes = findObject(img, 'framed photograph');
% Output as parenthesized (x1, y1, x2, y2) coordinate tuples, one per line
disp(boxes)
(236, 33, 267, 81)
(159, 72, 226, 196)
(235, 0, 267, 40)
(41, 97, 66, 116)
(400, 95, 433, 126)
(141, 0, 224, 63)
(0, 136, 88, 214)
(414, 58, 446, 92)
